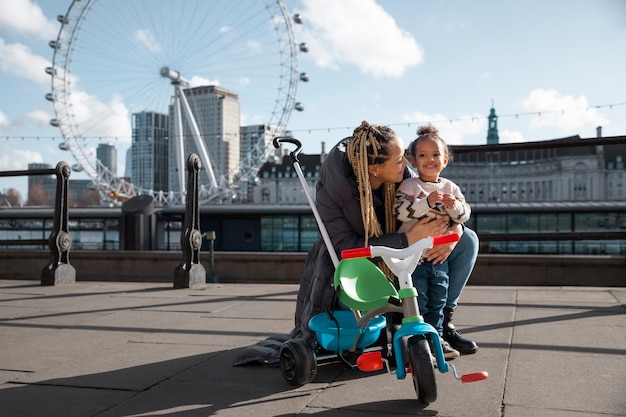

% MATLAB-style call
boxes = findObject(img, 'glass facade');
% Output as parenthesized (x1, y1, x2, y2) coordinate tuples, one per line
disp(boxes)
(470, 210, 625, 255)
(1, 205, 623, 256)
(260, 214, 318, 252)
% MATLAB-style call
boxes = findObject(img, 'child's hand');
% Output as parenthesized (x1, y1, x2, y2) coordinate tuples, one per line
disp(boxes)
(442, 193, 456, 209)
(427, 191, 444, 207)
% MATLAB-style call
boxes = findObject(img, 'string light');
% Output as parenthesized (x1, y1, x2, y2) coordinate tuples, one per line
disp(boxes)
(2, 101, 625, 140)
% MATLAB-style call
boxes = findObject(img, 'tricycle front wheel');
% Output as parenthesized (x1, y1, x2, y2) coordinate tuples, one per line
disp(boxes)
(408, 335, 437, 405)
(279, 338, 317, 386)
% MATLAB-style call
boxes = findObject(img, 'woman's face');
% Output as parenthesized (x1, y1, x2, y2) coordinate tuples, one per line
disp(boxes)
(369, 137, 408, 186)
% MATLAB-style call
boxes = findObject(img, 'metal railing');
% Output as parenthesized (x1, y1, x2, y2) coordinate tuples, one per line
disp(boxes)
(0, 162, 75, 285)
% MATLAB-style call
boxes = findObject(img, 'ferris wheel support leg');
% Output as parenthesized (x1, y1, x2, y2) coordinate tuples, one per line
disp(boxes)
(173, 91, 187, 196)
(174, 153, 206, 289)
(177, 85, 219, 190)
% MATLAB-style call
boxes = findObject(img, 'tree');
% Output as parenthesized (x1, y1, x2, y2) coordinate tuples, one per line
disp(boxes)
(73, 188, 100, 207)
(27, 184, 51, 206)
(3, 188, 22, 206)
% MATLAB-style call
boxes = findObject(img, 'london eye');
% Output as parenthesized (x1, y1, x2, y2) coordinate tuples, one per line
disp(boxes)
(47, 0, 305, 205)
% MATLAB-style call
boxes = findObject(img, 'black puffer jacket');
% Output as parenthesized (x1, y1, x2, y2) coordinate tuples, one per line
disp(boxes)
(292, 137, 412, 342)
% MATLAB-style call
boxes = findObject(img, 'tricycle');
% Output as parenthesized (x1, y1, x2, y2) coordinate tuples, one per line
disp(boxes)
(273, 136, 488, 405)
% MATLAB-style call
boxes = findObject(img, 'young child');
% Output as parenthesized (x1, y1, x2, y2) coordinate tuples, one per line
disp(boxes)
(394, 124, 471, 359)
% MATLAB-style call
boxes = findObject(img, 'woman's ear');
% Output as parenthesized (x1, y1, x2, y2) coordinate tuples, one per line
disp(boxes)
(367, 165, 378, 177)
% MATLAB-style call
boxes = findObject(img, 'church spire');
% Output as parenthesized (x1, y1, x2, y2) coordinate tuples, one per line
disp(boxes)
(487, 100, 499, 144)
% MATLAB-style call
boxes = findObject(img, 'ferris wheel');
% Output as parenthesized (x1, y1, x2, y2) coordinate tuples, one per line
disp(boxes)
(47, 0, 305, 205)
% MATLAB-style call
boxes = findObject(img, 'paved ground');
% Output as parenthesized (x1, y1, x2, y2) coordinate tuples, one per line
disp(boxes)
(0, 280, 624, 417)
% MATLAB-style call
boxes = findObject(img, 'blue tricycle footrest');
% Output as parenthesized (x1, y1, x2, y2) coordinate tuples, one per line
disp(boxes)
(308, 310, 386, 352)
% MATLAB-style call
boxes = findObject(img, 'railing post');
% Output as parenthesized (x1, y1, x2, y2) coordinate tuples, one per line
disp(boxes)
(173, 153, 206, 289)
(41, 161, 76, 285)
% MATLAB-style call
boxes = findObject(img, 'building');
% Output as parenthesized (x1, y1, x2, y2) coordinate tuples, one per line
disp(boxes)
(250, 126, 625, 206)
(96, 143, 117, 177)
(486, 104, 499, 145)
(168, 85, 241, 192)
(27, 163, 99, 206)
(239, 124, 284, 200)
(253, 152, 322, 204)
(444, 134, 626, 203)
(131, 111, 169, 192)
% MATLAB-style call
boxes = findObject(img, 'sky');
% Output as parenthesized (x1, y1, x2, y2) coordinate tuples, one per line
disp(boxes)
(1, 0, 625, 199)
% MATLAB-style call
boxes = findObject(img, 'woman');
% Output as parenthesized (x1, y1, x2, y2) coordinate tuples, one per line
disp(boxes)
(291, 121, 478, 356)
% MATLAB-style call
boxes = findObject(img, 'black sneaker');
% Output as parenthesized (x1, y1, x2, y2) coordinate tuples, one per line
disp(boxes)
(441, 338, 460, 360)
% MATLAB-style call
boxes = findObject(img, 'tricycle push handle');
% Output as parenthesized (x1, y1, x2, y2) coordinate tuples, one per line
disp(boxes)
(341, 246, 372, 259)
(432, 233, 460, 246)
(273, 136, 303, 164)
(341, 233, 460, 260)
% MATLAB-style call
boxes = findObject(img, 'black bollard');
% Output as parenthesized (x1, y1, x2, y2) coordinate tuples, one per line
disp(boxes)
(173, 154, 206, 289)
(41, 161, 76, 285)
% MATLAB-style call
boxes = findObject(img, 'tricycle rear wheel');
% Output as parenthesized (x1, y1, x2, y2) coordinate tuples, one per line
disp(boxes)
(279, 338, 317, 386)
(408, 335, 437, 405)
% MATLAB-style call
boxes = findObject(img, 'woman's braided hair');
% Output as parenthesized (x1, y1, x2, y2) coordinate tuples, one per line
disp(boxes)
(347, 121, 398, 247)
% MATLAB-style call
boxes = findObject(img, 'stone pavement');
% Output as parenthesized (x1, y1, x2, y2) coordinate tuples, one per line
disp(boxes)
(0, 280, 624, 417)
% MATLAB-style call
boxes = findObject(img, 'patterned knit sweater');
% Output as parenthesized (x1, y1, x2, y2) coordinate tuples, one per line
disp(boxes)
(394, 176, 471, 233)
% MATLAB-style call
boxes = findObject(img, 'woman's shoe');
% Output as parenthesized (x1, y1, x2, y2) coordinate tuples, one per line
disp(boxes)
(443, 307, 478, 355)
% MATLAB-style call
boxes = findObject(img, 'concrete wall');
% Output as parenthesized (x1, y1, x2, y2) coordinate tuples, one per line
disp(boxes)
(0, 250, 624, 287)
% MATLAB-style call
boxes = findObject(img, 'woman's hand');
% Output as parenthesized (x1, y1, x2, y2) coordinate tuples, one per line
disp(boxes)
(424, 223, 464, 264)
(405, 216, 448, 245)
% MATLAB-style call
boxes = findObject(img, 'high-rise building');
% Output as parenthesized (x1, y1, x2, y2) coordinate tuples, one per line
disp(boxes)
(240, 124, 280, 164)
(168, 85, 241, 192)
(239, 124, 283, 200)
(96, 143, 117, 177)
(131, 111, 169, 192)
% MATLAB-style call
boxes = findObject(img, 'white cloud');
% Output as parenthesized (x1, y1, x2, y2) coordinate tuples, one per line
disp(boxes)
(0, 110, 9, 128)
(402, 112, 486, 145)
(0, 39, 51, 86)
(299, 0, 423, 77)
(246, 39, 263, 53)
(134, 29, 162, 54)
(0, 0, 58, 40)
(189, 76, 220, 87)
(0, 144, 43, 170)
(25, 109, 52, 128)
(521, 88, 609, 131)
(499, 129, 525, 144)
(67, 90, 132, 144)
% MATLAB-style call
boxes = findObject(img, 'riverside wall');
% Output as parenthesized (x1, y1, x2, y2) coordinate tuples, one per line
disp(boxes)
(0, 250, 624, 287)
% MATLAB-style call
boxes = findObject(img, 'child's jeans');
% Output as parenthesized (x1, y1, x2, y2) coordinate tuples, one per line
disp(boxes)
(412, 259, 449, 336)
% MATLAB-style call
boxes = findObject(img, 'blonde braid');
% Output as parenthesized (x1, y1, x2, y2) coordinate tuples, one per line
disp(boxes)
(347, 121, 382, 246)
(347, 121, 400, 279)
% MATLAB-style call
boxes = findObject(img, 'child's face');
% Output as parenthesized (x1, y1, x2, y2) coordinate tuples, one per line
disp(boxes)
(410, 138, 449, 182)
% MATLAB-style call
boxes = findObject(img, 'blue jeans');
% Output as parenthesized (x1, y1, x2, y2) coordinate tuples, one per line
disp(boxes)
(413, 259, 449, 335)
(412, 227, 479, 333)
(447, 227, 479, 309)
